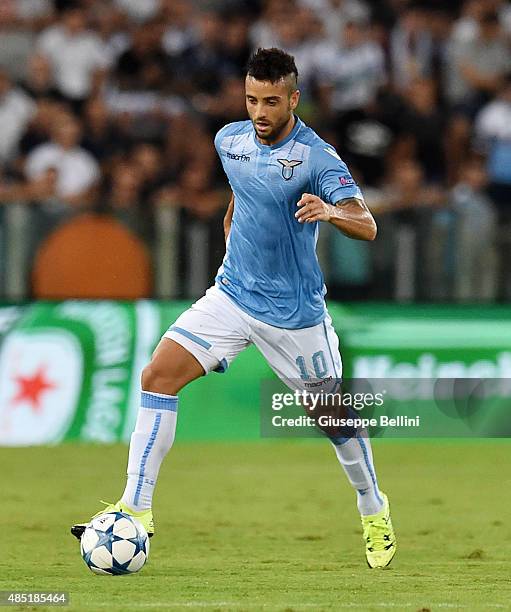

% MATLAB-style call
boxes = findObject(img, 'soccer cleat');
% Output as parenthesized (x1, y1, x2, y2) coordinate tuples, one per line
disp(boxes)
(71, 500, 154, 541)
(361, 492, 396, 569)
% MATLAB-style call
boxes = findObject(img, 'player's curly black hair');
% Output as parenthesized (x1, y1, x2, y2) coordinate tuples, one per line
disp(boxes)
(246, 48, 298, 86)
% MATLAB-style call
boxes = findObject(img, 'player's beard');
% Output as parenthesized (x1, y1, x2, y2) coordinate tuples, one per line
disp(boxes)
(254, 111, 292, 144)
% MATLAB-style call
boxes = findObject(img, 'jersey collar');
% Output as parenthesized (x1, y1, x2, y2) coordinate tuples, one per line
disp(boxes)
(252, 115, 302, 151)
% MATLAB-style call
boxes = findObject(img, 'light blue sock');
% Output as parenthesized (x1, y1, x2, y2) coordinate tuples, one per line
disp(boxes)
(122, 391, 178, 511)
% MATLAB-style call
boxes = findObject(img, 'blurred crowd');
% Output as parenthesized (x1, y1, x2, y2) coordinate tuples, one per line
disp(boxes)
(0, 0, 510, 301)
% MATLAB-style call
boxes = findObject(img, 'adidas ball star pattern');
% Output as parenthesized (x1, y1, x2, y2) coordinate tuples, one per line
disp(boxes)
(80, 512, 150, 575)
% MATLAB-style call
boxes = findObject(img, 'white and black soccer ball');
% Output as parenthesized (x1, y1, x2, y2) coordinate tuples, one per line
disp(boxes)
(80, 512, 150, 575)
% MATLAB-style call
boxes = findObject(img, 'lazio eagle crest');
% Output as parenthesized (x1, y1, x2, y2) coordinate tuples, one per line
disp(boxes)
(277, 158, 302, 180)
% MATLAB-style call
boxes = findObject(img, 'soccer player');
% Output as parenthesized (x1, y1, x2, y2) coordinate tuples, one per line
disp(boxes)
(72, 48, 396, 569)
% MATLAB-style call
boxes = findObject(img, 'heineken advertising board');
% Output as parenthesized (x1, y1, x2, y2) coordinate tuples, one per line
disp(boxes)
(1, 301, 511, 446)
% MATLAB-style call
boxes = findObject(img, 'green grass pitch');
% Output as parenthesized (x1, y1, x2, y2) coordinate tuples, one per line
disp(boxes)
(1, 440, 510, 611)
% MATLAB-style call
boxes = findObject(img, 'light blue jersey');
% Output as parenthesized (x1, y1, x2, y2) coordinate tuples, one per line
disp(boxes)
(214, 116, 363, 329)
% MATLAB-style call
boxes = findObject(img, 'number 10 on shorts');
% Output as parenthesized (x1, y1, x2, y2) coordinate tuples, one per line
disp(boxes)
(296, 351, 328, 380)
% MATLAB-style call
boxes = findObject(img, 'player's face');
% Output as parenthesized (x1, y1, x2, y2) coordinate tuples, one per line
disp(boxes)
(245, 76, 300, 144)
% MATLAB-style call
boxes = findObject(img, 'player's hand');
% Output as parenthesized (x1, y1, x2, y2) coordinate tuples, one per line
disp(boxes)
(295, 193, 333, 223)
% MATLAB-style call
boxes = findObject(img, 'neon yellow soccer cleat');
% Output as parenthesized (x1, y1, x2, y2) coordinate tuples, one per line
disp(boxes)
(361, 492, 396, 569)
(71, 500, 154, 540)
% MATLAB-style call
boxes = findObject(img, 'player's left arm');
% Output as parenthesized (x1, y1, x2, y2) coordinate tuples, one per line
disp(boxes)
(295, 193, 377, 241)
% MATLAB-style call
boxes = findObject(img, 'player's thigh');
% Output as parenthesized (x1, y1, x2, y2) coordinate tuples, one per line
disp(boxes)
(142, 337, 205, 395)
(163, 285, 251, 378)
(252, 312, 342, 392)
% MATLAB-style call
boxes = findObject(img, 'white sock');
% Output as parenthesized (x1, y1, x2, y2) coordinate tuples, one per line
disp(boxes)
(331, 429, 384, 516)
(121, 391, 178, 511)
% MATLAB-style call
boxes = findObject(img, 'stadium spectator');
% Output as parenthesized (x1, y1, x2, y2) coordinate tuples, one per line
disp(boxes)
(398, 77, 446, 182)
(318, 20, 386, 115)
(474, 74, 511, 219)
(451, 0, 511, 43)
(25, 113, 100, 205)
(131, 142, 168, 201)
(496, 0, 511, 37)
(37, 5, 111, 107)
(0, 0, 52, 79)
(267, 7, 330, 102)
(165, 116, 218, 179)
(114, 20, 167, 93)
(154, 161, 227, 297)
(220, 14, 252, 77)
(445, 9, 511, 115)
(161, 0, 198, 59)
(250, 0, 293, 49)
(90, 3, 130, 64)
(426, 7, 454, 85)
(298, 0, 370, 43)
(22, 54, 60, 102)
(107, 161, 143, 211)
(105, 160, 145, 234)
(445, 8, 511, 184)
(164, 162, 225, 222)
(164, 113, 194, 178)
(451, 0, 485, 43)
(0, 166, 57, 204)
(19, 98, 69, 158)
(390, 2, 434, 91)
(371, 158, 446, 214)
(172, 11, 236, 96)
(450, 157, 498, 300)
(12, 0, 54, 25)
(114, 0, 160, 24)
(106, 18, 176, 137)
(200, 76, 247, 135)
(370, 158, 448, 301)
(329, 89, 401, 187)
(81, 97, 126, 167)
(0, 69, 36, 165)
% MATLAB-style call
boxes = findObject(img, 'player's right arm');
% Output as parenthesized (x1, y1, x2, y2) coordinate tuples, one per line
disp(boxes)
(224, 192, 234, 243)
(307, 143, 377, 239)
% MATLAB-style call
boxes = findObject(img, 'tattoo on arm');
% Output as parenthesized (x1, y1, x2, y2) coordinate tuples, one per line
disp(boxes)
(334, 197, 365, 207)
(330, 196, 377, 240)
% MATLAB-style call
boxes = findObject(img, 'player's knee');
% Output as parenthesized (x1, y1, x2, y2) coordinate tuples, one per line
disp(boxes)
(141, 360, 174, 394)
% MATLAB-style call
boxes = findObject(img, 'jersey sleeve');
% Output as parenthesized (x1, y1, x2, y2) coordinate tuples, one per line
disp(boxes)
(311, 144, 363, 204)
(214, 128, 223, 156)
(214, 123, 235, 189)
(214, 123, 233, 157)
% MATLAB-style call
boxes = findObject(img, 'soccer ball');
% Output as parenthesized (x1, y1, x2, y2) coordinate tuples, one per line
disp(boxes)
(80, 512, 150, 575)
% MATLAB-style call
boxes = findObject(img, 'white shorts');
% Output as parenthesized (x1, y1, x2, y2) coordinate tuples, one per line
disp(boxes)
(164, 285, 342, 392)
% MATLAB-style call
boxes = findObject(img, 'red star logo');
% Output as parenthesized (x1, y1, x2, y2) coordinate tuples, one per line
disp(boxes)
(11, 366, 56, 412)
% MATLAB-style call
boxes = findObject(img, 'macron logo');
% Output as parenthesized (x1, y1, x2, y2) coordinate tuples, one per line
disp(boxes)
(339, 176, 355, 187)
(227, 152, 250, 162)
